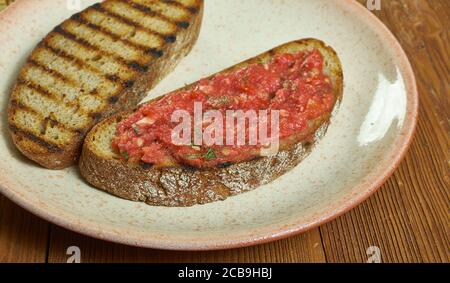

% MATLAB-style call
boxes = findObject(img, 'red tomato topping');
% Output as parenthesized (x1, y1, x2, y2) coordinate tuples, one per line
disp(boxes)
(113, 49, 335, 168)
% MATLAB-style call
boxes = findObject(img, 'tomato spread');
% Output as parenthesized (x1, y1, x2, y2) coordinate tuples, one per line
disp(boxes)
(113, 49, 335, 168)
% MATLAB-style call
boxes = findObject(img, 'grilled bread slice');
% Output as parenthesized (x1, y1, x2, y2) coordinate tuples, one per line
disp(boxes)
(8, 0, 204, 169)
(80, 38, 344, 207)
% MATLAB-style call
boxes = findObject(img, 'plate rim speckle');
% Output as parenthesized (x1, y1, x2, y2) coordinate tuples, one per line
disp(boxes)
(0, 0, 418, 251)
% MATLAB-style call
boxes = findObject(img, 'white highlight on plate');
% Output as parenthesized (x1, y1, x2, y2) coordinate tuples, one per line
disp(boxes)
(358, 68, 406, 146)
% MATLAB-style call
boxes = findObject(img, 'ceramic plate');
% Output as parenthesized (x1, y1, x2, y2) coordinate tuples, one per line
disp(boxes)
(0, 0, 417, 250)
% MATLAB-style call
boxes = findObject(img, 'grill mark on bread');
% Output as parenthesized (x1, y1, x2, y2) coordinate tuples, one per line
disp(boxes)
(85, 89, 104, 102)
(31, 47, 122, 98)
(131, 0, 194, 23)
(147, 48, 164, 58)
(91, 112, 103, 121)
(124, 0, 197, 36)
(163, 34, 177, 43)
(108, 96, 120, 104)
(99, 1, 176, 37)
(27, 59, 77, 87)
(10, 100, 79, 135)
(34, 46, 122, 96)
(81, 7, 165, 49)
(21, 63, 98, 108)
(16, 78, 106, 131)
(17, 79, 55, 100)
(26, 60, 106, 109)
(46, 33, 138, 81)
(12, 85, 90, 131)
(63, 20, 149, 64)
(91, 2, 178, 49)
(71, 13, 164, 61)
(52, 26, 148, 73)
(9, 124, 64, 153)
(41, 117, 58, 135)
(91, 8, 175, 48)
(127, 61, 149, 73)
(23, 61, 108, 110)
(122, 0, 177, 25)
(19, 80, 81, 112)
(163, 0, 199, 14)
(176, 21, 190, 29)
(187, 6, 199, 14)
(92, 3, 162, 41)
(163, 0, 187, 8)
(123, 80, 135, 88)
(106, 74, 120, 82)
(42, 43, 124, 85)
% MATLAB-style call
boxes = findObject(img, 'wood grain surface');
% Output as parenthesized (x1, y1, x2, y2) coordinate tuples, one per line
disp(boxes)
(0, 0, 448, 263)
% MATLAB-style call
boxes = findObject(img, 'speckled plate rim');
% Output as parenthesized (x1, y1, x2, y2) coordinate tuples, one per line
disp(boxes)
(0, 0, 418, 251)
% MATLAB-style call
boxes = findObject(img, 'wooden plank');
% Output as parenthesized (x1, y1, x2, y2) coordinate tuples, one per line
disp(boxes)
(0, 195, 49, 263)
(319, 0, 449, 263)
(47, 226, 325, 263)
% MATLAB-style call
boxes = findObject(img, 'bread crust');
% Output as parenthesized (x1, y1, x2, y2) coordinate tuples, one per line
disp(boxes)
(80, 38, 344, 207)
(7, 0, 204, 169)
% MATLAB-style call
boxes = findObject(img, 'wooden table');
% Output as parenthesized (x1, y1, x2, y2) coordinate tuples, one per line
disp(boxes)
(0, 0, 448, 263)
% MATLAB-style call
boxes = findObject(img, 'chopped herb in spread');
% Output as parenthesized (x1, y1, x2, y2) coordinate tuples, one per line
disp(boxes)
(204, 149, 216, 160)
(132, 124, 140, 135)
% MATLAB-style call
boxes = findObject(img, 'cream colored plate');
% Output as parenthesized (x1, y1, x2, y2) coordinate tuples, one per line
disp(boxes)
(0, 0, 417, 250)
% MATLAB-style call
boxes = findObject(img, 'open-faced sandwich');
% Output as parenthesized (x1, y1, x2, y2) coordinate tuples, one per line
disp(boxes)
(80, 38, 343, 207)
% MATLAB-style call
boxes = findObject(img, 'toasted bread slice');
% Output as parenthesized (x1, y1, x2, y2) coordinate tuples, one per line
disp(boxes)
(8, 0, 204, 169)
(80, 38, 344, 207)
